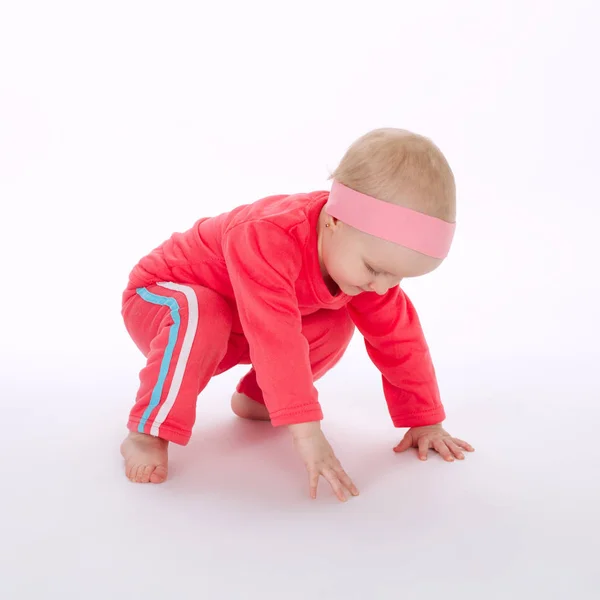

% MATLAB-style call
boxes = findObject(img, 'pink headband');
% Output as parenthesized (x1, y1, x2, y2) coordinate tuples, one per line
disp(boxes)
(324, 181, 456, 259)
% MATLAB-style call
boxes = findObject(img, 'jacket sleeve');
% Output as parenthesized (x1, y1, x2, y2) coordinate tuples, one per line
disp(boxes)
(222, 220, 323, 426)
(347, 286, 446, 427)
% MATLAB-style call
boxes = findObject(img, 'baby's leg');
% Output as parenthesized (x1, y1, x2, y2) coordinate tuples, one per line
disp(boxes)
(121, 283, 234, 482)
(231, 391, 270, 421)
(233, 308, 355, 420)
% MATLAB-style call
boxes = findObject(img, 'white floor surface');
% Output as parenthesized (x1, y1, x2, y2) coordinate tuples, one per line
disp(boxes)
(2, 349, 598, 599)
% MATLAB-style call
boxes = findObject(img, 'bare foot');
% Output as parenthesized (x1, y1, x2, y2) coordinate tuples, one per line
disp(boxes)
(120, 431, 169, 483)
(231, 392, 271, 421)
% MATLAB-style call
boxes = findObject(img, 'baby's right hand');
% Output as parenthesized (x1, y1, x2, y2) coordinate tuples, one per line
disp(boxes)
(288, 422, 359, 502)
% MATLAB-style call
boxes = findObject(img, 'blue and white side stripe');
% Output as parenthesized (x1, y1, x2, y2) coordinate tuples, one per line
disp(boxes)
(135, 282, 198, 437)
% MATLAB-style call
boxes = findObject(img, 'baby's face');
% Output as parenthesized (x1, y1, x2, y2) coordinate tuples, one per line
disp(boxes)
(320, 217, 443, 297)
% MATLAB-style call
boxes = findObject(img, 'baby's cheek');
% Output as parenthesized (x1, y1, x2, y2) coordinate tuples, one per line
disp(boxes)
(327, 252, 360, 286)
(340, 265, 363, 287)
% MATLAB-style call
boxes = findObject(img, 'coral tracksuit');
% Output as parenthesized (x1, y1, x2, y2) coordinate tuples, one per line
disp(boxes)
(121, 191, 446, 445)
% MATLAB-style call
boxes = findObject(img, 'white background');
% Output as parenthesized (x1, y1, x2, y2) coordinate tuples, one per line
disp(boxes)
(1, 1, 599, 598)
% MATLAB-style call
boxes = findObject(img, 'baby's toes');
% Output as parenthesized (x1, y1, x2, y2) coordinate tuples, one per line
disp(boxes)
(130, 463, 143, 482)
(126, 462, 138, 482)
(139, 464, 155, 483)
(150, 464, 168, 484)
(131, 463, 146, 483)
(136, 464, 154, 483)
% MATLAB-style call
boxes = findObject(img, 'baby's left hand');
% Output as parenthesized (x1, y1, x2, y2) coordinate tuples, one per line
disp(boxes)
(393, 424, 474, 462)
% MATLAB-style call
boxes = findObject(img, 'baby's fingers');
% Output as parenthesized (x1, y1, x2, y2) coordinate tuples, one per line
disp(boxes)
(393, 432, 413, 453)
(446, 440, 465, 460)
(418, 436, 431, 461)
(433, 439, 455, 462)
(453, 438, 475, 452)
(309, 469, 320, 499)
(322, 467, 348, 503)
(334, 465, 360, 497)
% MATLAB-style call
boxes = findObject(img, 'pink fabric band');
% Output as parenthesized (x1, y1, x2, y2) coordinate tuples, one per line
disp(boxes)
(324, 181, 456, 259)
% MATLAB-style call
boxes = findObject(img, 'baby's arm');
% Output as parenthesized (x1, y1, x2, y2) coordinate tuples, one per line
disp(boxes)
(348, 286, 445, 427)
(349, 287, 474, 461)
(223, 220, 357, 500)
(222, 220, 321, 424)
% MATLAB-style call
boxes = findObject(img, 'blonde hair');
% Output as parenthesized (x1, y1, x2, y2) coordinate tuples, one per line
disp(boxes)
(330, 128, 456, 222)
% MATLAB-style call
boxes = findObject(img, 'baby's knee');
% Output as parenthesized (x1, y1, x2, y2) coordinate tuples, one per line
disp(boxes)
(193, 287, 234, 335)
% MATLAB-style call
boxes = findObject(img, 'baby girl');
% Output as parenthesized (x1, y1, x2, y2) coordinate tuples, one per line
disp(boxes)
(120, 127, 474, 501)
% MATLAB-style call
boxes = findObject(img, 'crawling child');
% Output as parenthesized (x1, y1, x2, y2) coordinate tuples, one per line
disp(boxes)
(120, 127, 474, 501)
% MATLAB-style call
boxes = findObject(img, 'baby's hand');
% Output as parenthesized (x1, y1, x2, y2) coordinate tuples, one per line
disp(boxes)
(289, 422, 359, 502)
(393, 424, 474, 462)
